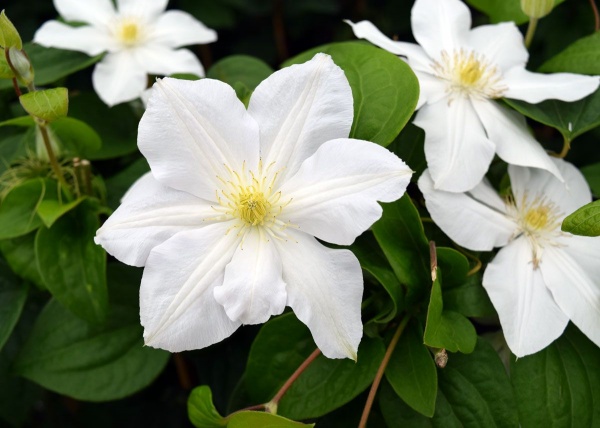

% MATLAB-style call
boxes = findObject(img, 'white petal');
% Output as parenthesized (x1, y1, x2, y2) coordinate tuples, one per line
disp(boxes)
(467, 23, 528, 71)
(483, 238, 569, 358)
(139, 77, 260, 200)
(418, 169, 515, 251)
(116, 0, 168, 19)
(414, 70, 448, 109)
(276, 230, 363, 360)
(411, 0, 471, 59)
(92, 51, 148, 106)
(214, 228, 287, 325)
(472, 98, 562, 180)
(509, 158, 591, 216)
(279, 138, 411, 246)
(141, 223, 242, 352)
(541, 239, 600, 349)
(504, 68, 600, 103)
(95, 173, 214, 267)
(150, 10, 217, 48)
(344, 20, 432, 72)
(248, 53, 353, 186)
(54, 0, 115, 26)
(33, 21, 115, 56)
(133, 46, 203, 77)
(415, 97, 496, 192)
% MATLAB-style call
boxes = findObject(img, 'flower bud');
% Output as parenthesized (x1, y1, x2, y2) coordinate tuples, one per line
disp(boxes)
(8, 47, 33, 85)
(434, 349, 448, 368)
(520, 0, 556, 18)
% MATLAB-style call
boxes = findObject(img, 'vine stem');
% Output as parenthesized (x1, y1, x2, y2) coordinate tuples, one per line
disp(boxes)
(590, 0, 600, 31)
(524, 17, 538, 48)
(38, 124, 69, 189)
(358, 314, 410, 428)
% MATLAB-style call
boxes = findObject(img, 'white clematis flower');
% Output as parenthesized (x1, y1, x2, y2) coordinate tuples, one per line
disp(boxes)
(34, 0, 216, 106)
(347, 0, 599, 192)
(418, 158, 600, 357)
(94, 54, 412, 359)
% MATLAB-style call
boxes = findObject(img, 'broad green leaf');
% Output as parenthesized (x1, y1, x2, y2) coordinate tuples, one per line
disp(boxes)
(105, 157, 150, 209)
(372, 195, 430, 306)
(385, 320, 437, 417)
(284, 41, 419, 147)
(0, 258, 27, 350)
(0, 115, 33, 127)
(13, 264, 169, 401)
(19, 87, 68, 122)
(389, 123, 426, 182)
(0, 178, 59, 239)
(466, 0, 565, 24)
(540, 32, 600, 75)
(36, 197, 84, 228)
(561, 200, 600, 236)
(35, 203, 108, 324)
(207, 55, 274, 91)
(0, 132, 26, 175)
(582, 162, 600, 196)
(0, 233, 45, 289)
(504, 88, 600, 143)
(0, 11, 22, 50)
(228, 412, 314, 428)
(436, 248, 469, 289)
(511, 324, 600, 427)
(188, 386, 227, 428)
(424, 268, 476, 353)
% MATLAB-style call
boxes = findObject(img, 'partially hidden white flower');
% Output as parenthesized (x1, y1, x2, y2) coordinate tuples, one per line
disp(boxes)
(418, 158, 600, 357)
(34, 0, 216, 106)
(94, 54, 412, 359)
(347, 0, 600, 193)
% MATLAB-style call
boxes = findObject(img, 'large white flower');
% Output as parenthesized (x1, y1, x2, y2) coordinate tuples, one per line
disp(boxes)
(94, 54, 412, 359)
(34, 0, 216, 106)
(347, 0, 599, 192)
(418, 159, 600, 357)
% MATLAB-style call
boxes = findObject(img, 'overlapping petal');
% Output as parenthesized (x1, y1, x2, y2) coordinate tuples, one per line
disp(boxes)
(92, 51, 148, 106)
(280, 138, 411, 246)
(152, 10, 218, 48)
(54, 0, 115, 26)
(276, 230, 363, 360)
(133, 46, 203, 77)
(116, 0, 168, 20)
(466, 23, 528, 71)
(33, 21, 115, 56)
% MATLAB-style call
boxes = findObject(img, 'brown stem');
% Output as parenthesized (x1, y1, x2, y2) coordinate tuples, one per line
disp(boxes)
(11, 77, 21, 97)
(590, 0, 600, 31)
(38, 124, 68, 189)
(272, 0, 288, 63)
(173, 353, 194, 391)
(358, 315, 410, 428)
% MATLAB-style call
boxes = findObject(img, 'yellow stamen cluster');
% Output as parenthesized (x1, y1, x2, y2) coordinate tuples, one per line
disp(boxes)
(117, 20, 141, 46)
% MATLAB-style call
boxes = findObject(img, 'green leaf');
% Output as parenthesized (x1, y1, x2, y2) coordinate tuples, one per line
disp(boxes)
(372, 195, 430, 306)
(504, 88, 600, 143)
(0, 258, 27, 351)
(228, 412, 314, 428)
(511, 324, 600, 427)
(0, 10, 22, 50)
(582, 162, 600, 197)
(561, 200, 600, 236)
(389, 123, 426, 182)
(188, 385, 227, 428)
(36, 197, 84, 228)
(50, 116, 102, 158)
(466, 0, 565, 24)
(424, 268, 476, 353)
(540, 32, 600, 75)
(284, 41, 419, 147)
(0, 233, 45, 289)
(385, 320, 437, 417)
(13, 264, 169, 402)
(35, 202, 108, 324)
(19, 87, 68, 122)
(0, 48, 14, 79)
(436, 248, 469, 289)
(207, 55, 274, 91)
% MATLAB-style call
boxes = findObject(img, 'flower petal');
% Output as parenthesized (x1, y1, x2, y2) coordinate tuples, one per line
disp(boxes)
(139, 77, 260, 200)
(33, 21, 115, 56)
(214, 228, 287, 325)
(276, 230, 363, 359)
(92, 51, 147, 106)
(279, 138, 411, 245)
(509, 158, 591, 216)
(133, 46, 204, 77)
(150, 10, 217, 48)
(472, 98, 562, 180)
(414, 70, 448, 109)
(248, 53, 353, 186)
(541, 238, 600, 348)
(411, 0, 471, 59)
(483, 238, 569, 357)
(418, 169, 515, 251)
(503, 68, 600, 103)
(467, 23, 528, 71)
(54, 0, 115, 26)
(140, 222, 242, 352)
(116, 0, 168, 19)
(415, 97, 496, 192)
(95, 172, 214, 267)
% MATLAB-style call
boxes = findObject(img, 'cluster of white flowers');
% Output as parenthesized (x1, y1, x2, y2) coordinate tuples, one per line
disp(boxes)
(349, 0, 600, 357)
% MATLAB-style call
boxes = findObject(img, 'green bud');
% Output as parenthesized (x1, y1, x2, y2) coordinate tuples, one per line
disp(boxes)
(0, 10, 22, 50)
(7, 47, 33, 85)
(520, 0, 556, 18)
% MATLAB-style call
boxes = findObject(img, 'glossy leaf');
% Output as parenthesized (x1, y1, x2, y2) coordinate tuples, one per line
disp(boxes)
(36, 197, 84, 228)
(284, 41, 419, 147)
(466, 0, 565, 24)
(389, 123, 426, 182)
(0, 259, 27, 351)
(207, 55, 274, 91)
(19, 88, 68, 122)
(540, 32, 600, 75)
(188, 386, 227, 428)
(582, 162, 600, 197)
(228, 412, 314, 428)
(0, 11, 22, 50)
(561, 200, 600, 236)
(0, 233, 45, 289)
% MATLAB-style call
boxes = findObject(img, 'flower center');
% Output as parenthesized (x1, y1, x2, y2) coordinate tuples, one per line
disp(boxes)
(236, 189, 270, 226)
(116, 19, 142, 46)
(523, 206, 550, 231)
(431, 49, 506, 99)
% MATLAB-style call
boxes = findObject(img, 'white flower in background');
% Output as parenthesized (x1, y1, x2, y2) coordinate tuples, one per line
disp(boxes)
(347, 0, 600, 192)
(418, 159, 600, 357)
(34, 0, 216, 106)
(94, 54, 412, 359)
